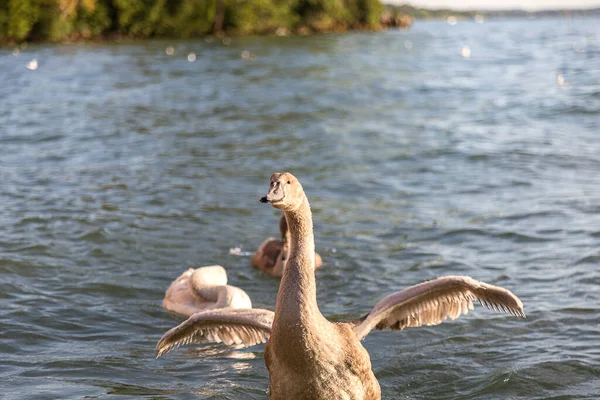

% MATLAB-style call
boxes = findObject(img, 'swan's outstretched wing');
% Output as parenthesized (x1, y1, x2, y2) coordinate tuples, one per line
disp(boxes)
(352, 276, 525, 340)
(156, 308, 274, 357)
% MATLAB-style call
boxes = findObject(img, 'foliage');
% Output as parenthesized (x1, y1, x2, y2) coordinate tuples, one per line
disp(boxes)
(227, 0, 300, 35)
(2, 1, 599, 42)
(156, 0, 216, 37)
(6, 0, 41, 41)
(384, 4, 600, 21)
(357, 0, 384, 28)
(0, 0, 387, 43)
(385, 4, 477, 20)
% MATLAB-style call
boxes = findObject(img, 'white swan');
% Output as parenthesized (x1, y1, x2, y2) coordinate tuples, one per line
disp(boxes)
(157, 173, 525, 399)
(162, 265, 252, 317)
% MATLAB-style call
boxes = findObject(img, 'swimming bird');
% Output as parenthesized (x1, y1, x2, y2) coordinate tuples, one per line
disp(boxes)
(162, 265, 252, 318)
(25, 58, 38, 70)
(156, 173, 525, 399)
(252, 214, 323, 277)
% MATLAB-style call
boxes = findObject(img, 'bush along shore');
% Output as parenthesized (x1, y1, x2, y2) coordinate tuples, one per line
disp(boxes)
(0, 0, 413, 44)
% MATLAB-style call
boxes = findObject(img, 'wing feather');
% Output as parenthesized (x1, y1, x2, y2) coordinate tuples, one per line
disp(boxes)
(353, 276, 525, 340)
(156, 308, 274, 358)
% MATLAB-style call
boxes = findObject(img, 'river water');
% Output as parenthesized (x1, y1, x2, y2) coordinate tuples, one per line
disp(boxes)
(1, 17, 599, 399)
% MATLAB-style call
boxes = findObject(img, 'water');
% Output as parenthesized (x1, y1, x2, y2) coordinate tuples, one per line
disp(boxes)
(1, 17, 600, 399)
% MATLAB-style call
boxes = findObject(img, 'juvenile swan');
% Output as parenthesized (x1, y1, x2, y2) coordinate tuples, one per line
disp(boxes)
(252, 214, 323, 277)
(156, 173, 525, 399)
(162, 265, 252, 317)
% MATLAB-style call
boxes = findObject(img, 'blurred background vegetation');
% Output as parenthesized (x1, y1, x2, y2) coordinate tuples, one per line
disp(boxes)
(0, 0, 396, 43)
(1, 0, 597, 43)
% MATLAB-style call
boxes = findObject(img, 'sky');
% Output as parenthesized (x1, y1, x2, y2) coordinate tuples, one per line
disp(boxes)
(385, 0, 600, 11)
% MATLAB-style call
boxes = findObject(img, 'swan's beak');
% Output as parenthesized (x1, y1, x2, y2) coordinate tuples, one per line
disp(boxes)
(260, 193, 280, 203)
(260, 186, 284, 204)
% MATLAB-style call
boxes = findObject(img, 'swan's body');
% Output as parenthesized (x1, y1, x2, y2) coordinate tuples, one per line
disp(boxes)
(162, 265, 252, 317)
(157, 173, 525, 399)
(252, 215, 323, 277)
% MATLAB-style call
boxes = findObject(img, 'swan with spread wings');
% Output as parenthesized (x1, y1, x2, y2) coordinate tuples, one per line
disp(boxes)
(156, 173, 525, 400)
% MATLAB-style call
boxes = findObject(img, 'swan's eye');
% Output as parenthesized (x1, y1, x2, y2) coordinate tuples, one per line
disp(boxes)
(287, 181, 291, 184)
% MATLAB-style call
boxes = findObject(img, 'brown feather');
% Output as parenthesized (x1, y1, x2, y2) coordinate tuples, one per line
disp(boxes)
(353, 276, 525, 340)
(251, 237, 282, 272)
(156, 308, 274, 358)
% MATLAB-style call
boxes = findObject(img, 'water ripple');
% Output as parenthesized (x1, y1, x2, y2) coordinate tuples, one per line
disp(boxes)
(1, 18, 599, 399)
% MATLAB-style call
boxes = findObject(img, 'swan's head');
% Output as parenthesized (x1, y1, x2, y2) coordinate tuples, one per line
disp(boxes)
(260, 172, 305, 211)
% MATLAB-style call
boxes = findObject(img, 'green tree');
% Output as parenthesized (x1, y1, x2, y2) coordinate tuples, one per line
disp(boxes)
(357, 0, 383, 27)
(112, 0, 166, 37)
(0, 0, 388, 42)
(296, 0, 351, 31)
(226, 0, 299, 34)
(157, 0, 216, 37)
(0, 0, 8, 39)
(7, 0, 41, 41)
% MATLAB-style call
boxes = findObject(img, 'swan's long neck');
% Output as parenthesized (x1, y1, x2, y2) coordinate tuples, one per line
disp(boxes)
(190, 267, 227, 302)
(275, 194, 320, 324)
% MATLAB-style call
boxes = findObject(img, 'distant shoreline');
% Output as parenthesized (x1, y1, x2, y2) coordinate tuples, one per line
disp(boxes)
(384, 4, 600, 20)
(0, 0, 392, 45)
(1, 1, 598, 46)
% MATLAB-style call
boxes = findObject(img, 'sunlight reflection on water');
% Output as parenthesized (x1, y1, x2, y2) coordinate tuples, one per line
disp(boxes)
(1, 16, 600, 400)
